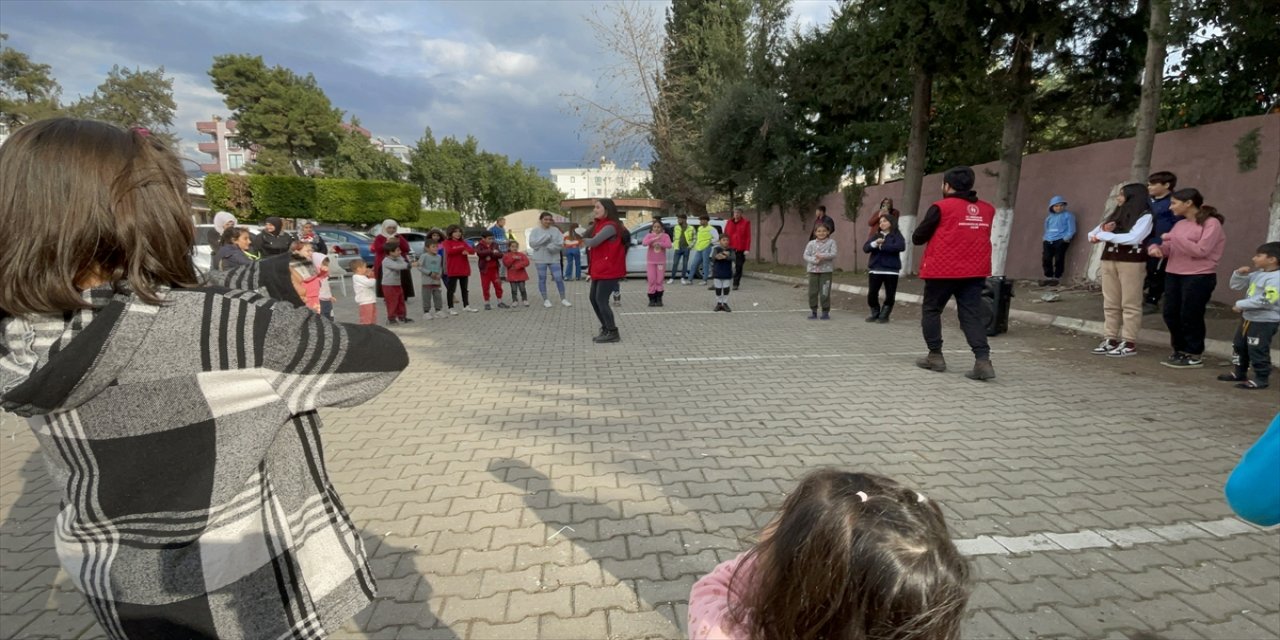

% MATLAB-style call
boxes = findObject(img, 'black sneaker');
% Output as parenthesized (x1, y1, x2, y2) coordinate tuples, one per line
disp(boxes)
(1092, 339, 1119, 354)
(400, 317, 414, 323)
(714, 303, 723, 312)
(723, 304, 731, 312)
(387, 318, 399, 325)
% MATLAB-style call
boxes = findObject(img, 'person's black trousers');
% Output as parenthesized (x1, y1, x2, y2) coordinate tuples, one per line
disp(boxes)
(921, 277, 990, 359)
(1041, 240, 1069, 279)
(1233, 320, 1277, 384)
(1162, 273, 1216, 355)
(1144, 256, 1167, 304)
(732, 250, 747, 287)
(868, 273, 899, 309)
(445, 275, 470, 308)
(589, 279, 621, 331)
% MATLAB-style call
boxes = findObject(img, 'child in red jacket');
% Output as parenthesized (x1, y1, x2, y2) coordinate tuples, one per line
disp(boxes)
(475, 231, 508, 310)
(502, 240, 532, 307)
(441, 225, 478, 315)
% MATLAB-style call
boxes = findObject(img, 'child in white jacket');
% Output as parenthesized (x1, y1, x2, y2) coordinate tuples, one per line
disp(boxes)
(352, 259, 377, 325)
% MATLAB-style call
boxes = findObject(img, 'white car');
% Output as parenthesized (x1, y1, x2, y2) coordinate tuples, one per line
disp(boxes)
(623, 216, 727, 276)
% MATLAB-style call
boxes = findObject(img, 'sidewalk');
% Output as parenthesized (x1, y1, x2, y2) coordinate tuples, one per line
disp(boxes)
(743, 264, 1279, 362)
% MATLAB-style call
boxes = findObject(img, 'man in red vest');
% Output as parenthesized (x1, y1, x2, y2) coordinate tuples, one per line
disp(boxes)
(911, 166, 996, 380)
(724, 208, 752, 289)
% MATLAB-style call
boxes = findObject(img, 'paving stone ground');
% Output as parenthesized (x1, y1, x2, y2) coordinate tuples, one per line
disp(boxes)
(2, 274, 1278, 640)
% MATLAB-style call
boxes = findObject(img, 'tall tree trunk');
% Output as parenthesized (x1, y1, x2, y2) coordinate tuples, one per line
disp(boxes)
(769, 204, 786, 263)
(897, 69, 932, 275)
(755, 207, 763, 261)
(1130, 0, 1169, 183)
(991, 35, 1034, 277)
(1269, 163, 1280, 241)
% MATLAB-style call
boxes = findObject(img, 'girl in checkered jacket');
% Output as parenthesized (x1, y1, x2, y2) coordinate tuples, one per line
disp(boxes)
(0, 119, 409, 639)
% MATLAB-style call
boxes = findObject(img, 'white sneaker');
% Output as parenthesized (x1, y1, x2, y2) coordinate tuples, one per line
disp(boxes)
(544, 299, 553, 308)
(465, 306, 479, 313)
(523, 301, 530, 307)
(448, 308, 459, 316)
(423, 312, 433, 320)
(561, 299, 572, 307)
(666, 278, 673, 284)
(1106, 342, 1137, 358)
(682, 279, 691, 285)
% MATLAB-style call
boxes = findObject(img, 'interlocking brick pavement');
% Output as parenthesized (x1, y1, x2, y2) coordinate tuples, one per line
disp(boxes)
(2, 273, 1277, 639)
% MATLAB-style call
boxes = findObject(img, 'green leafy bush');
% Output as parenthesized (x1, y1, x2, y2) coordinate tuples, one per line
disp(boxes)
(415, 209, 462, 230)
(247, 175, 315, 220)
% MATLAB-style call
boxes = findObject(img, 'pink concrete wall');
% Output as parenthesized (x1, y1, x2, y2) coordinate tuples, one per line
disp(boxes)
(755, 113, 1279, 303)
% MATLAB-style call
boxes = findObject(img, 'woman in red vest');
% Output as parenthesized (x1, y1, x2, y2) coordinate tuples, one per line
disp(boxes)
(584, 198, 628, 343)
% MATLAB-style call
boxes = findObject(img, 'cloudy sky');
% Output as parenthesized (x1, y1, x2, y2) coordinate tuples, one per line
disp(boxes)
(2, 0, 837, 174)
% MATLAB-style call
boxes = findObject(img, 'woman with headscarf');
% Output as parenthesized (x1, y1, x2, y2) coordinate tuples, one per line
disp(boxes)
(297, 220, 328, 256)
(206, 210, 238, 253)
(583, 198, 628, 343)
(252, 216, 295, 257)
(371, 219, 415, 302)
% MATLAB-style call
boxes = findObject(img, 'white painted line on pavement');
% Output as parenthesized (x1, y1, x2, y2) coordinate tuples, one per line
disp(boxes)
(621, 309, 811, 316)
(952, 517, 1267, 557)
(663, 349, 1036, 363)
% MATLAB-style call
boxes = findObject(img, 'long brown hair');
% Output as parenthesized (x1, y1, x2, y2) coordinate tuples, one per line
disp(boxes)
(1104, 183, 1150, 233)
(728, 470, 971, 640)
(1170, 188, 1224, 226)
(0, 118, 197, 315)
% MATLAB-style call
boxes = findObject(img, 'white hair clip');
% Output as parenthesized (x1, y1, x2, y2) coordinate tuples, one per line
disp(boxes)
(856, 491, 869, 502)
(916, 492, 927, 503)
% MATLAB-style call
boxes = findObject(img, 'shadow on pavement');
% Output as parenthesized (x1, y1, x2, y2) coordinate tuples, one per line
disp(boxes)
(486, 456, 689, 631)
(0, 444, 457, 640)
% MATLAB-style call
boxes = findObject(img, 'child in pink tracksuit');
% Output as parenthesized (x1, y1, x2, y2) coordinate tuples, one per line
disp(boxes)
(643, 219, 672, 307)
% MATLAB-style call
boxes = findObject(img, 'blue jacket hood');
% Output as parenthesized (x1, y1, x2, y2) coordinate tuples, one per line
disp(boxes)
(1048, 196, 1068, 211)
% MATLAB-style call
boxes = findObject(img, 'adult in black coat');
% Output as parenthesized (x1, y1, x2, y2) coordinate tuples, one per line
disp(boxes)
(252, 216, 295, 257)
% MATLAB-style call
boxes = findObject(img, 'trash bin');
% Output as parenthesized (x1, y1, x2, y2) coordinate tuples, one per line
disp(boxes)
(983, 276, 1014, 336)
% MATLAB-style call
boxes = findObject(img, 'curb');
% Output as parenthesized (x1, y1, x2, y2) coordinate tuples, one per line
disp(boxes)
(744, 271, 1277, 362)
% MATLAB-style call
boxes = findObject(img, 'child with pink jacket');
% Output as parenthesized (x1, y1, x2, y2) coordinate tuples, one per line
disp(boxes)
(643, 220, 672, 307)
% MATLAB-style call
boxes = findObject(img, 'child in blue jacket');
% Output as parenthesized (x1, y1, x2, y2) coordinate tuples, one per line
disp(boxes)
(1041, 195, 1075, 286)
(863, 214, 906, 323)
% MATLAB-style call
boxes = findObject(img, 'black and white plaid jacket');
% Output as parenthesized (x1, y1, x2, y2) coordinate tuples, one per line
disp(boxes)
(0, 256, 408, 639)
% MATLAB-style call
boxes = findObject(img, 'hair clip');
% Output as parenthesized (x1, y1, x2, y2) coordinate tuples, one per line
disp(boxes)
(856, 491, 869, 502)
(916, 492, 927, 503)
(130, 126, 152, 138)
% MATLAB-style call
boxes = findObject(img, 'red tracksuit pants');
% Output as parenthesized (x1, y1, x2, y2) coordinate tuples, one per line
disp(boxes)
(382, 284, 406, 320)
(480, 269, 503, 301)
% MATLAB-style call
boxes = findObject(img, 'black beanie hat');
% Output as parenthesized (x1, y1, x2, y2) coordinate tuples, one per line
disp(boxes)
(944, 166, 975, 192)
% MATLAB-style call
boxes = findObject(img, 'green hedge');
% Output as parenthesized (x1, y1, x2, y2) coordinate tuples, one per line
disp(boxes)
(247, 175, 315, 221)
(315, 179, 421, 225)
(415, 209, 462, 230)
(201, 175, 422, 224)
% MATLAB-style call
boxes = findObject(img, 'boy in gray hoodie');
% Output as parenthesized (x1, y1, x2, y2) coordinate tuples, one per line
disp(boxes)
(418, 238, 445, 318)
(1220, 242, 1280, 389)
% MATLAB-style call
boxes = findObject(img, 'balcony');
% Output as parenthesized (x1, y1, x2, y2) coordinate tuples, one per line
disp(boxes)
(197, 141, 220, 154)
(196, 121, 218, 134)
(198, 163, 221, 174)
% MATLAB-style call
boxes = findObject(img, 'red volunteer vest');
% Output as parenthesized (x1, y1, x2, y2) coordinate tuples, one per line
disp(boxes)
(588, 219, 627, 280)
(919, 197, 995, 279)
